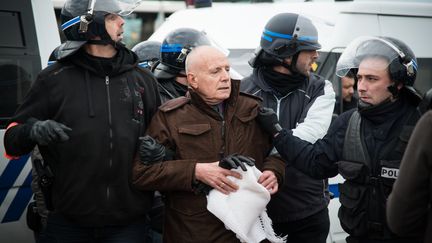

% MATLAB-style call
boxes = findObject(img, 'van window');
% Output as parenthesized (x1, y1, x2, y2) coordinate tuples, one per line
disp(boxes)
(0, 11, 25, 48)
(0, 59, 32, 128)
(416, 58, 432, 95)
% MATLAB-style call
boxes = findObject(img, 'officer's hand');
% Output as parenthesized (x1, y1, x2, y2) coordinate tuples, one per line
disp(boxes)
(219, 154, 255, 171)
(256, 107, 283, 137)
(30, 120, 72, 145)
(139, 135, 165, 165)
(258, 170, 279, 195)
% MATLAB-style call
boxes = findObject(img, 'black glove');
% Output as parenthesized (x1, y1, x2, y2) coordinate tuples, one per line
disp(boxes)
(256, 107, 283, 137)
(139, 135, 165, 165)
(219, 154, 255, 171)
(30, 120, 72, 145)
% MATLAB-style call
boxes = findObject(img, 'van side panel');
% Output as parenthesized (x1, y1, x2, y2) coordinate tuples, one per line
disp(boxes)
(0, 0, 60, 242)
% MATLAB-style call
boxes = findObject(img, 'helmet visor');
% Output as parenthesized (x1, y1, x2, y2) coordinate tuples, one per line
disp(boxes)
(202, 31, 230, 57)
(336, 36, 401, 77)
(63, 0, 143, 17)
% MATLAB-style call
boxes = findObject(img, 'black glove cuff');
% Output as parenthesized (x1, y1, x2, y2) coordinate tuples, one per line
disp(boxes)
(192, 180, 213, 195)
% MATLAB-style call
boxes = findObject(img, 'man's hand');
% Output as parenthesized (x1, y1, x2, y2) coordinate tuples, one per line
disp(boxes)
(256, 107, 283, 137)
(195, 162, 242, 195)
(139, 135, 165, 165)
(258, 170, 279, 195)
(30, 120, 72, 145)
(219, 154, 255, 171)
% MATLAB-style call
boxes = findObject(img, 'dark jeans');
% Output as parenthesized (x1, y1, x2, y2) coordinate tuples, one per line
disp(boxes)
(42, 214, 148, 243)
(273, 207, 330, 243)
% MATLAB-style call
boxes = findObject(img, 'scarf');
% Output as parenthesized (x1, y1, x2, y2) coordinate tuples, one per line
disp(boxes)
(261, 68, 307, 96)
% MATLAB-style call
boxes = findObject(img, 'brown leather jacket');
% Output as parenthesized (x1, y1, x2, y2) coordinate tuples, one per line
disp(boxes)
(133, 80, 285, 243)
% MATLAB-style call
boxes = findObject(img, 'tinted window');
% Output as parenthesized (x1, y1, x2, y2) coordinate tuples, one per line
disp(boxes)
(0, 59, 33, 128)
(0, 11, 25, 48)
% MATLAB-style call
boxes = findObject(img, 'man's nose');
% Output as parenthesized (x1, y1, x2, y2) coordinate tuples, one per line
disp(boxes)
(221, 69, 230, 81)
(313, 50, 319, 59)
(118, 16, 125, 26)
(357, 80, 366, 92)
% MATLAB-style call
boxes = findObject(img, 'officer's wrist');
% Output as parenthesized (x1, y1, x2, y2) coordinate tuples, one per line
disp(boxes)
(273, 124, 283, 137)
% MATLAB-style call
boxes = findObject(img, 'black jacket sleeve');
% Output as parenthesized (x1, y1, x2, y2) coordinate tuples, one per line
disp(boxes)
(4, 74, 51, 156)
(272, 111, 353, 179)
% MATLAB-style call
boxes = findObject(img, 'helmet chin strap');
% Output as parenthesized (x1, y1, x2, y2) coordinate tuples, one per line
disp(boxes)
(86, 39, 124, 49)
(387, 83, 400, 98)
(277, 53, 303, 76)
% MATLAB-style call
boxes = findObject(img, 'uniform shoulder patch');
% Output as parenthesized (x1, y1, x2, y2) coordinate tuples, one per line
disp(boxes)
(159, 96, 191, 112)
(239, 91, 263, 102)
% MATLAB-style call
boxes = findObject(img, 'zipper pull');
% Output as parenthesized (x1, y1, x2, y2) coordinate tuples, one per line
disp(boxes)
(105, 76, 109, 85)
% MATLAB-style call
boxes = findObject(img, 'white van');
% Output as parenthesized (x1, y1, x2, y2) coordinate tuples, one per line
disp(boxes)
(149, 1, 432, 242)
(0, 0, 60, 242)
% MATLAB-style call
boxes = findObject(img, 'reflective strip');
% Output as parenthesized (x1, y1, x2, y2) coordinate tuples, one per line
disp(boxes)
(263, 29, 318, 41)
(160, 44, 182, 53)
(261, 34, 273, 42)
(412, 59, 418, 70)
(61, 16, 80, 31)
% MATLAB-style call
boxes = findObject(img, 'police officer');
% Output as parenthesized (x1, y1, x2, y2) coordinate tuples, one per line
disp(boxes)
(241, 13, 335, 243)
(132, 41, 164, 243)
(153, 28, 211, 103)
(4, 0, 160, 242)
(257, 36, 423, 243)
(132, 40, 161, 70)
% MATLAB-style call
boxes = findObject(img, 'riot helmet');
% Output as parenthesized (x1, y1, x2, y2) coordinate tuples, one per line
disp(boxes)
(250, 13, 321, 71)
(336, 36, 420, 100)
(132, 40, 161, 70)
(60, 0, 141, 45)
(154, 28, 211, 79)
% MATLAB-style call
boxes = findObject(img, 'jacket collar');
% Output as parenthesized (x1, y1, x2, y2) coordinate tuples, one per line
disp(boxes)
(188, 79, 241, 121)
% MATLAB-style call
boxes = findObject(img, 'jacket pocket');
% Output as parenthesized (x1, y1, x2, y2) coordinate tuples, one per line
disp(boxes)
(338, 182, 368, 236)
(179, 124, 211, 136)
(167, 192, 208, 216)
(235, 112, 255, 123)
(232, 111, 267, 151)
(177, 123, 215, 160)
(395, 126, 414, 153)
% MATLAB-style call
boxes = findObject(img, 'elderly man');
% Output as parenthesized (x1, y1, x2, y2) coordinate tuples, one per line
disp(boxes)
(133, 45, 285, 243)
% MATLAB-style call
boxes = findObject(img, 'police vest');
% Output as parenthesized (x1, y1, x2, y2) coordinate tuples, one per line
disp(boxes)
(337, 109, 418, 239)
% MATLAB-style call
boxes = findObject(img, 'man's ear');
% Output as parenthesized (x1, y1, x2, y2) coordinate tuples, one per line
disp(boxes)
(187, 73, 198, 89)
(284, 56, 293, 66)
(397, 82, 403, 90)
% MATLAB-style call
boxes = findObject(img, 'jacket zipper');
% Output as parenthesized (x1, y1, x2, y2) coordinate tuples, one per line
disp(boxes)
(219, 117, 226, 160)
(105, 76, 113, 202)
